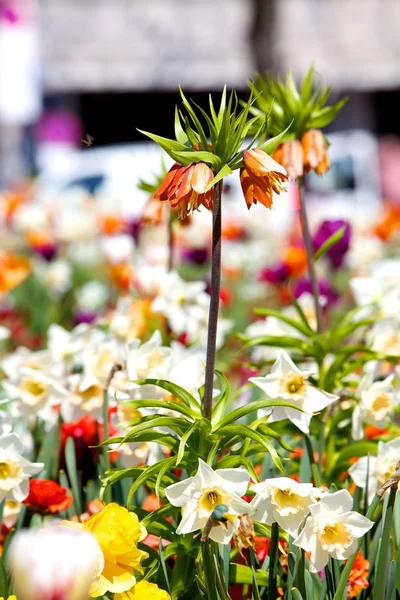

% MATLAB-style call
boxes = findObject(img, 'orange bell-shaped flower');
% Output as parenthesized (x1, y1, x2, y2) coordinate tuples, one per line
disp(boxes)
(272, 140, 304, 181)
(240, 148, 287, 209)
(154, 162, 214, 219)
(301, 129, 330, 175)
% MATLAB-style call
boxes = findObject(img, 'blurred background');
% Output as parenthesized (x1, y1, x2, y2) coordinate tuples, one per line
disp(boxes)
(1, 0, 400, 203)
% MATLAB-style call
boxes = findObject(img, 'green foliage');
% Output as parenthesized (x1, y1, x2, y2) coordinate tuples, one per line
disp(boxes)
(138, 87, 269, 180)
(250, 65, 348, 139)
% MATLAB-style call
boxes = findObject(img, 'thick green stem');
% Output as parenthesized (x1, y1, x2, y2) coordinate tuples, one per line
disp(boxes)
(374, 486, 397, 600)
(102, 388, 111, 503)
(304, 434, 321, 487)
(203, 181, 222, 420)
(298, 180, 323, 334)
(333, 493, 382, 600)
(167, 210, 174, 272)
(268, 522, 279, 600)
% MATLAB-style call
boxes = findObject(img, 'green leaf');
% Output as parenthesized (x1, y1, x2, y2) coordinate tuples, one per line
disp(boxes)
(254, 307, 313, 337)
(205, 164, 232, 192)
(65, 436, 82, 516)
(179, 87, 209, 151)
(259, 121, 293, 153)
(314, 226, 346, 262)
(213, 398, 305, 430)
(176, 420, 201, 466)
(0, 556, 8, 598)
(137, 130, 188, 154)
(173, 150, 221, 170)
(121, 398, 200, 420)
(217, 424, 286, 473)
(239, 333, 307, 352)
(211, 370, 231, 425)
(132, 378, 200, 410)
(300, 65, 315, 103)
(174, 106, 188, 144)
(229, 564, 269, 586)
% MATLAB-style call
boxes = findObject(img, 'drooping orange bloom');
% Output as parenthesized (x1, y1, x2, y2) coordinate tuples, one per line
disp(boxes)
(0, 253, 30, 298)
(240, 148, 287, 209)
(373, 203, 400, 242)
(154, 162, 214, 219)
(99, 212, 125, 235)
(346, 551, 370, 598)
(302, 129, 330, 175)
(142, 193, 168, 225)
(283, 246, 308, 277)
(272, 140, 304, 180)
(23, 479, 73, 514)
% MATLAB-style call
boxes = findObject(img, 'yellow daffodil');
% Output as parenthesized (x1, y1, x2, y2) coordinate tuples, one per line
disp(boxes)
(114, 580, 171, 599)
(0, 596, 17, 600)
(84, 502, 148, 597)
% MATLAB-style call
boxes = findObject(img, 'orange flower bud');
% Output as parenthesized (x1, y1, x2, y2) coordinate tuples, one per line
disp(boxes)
(301, 129, 330, 175)
(272, 140, 304, 181)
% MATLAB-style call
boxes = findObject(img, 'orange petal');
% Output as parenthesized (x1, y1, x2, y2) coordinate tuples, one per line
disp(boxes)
(243, 148, 287, 178)
(190, 162, 214, 194)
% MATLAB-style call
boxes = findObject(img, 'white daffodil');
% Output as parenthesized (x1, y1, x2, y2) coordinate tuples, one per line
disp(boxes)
(81, 337, 123, 389)
(47, 323, 89, 365)
(250, 477, 315, 536)
(1, 346, 50, 383)
(0, 433, 43, 502)
(352, 372, 395, 440)
(3, 367, 67, 422)
(9, 526, 104, 600)
(40, 258, 72, 298)
(293, 489, 373, 572)
(151, 271, 210, 341)
(367, 321, 400, 356)
(349, 437, 400, 503)
(75, 281, 109, 313)
(126, 330, 172, 382)
(165, 459, 253, 544)
(249, 350, 338, 434)
(61, 375, 105, 422)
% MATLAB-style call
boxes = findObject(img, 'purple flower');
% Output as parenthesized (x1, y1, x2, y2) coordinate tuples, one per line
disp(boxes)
(181, 246, 209, 266)
(259, 262, 290, 285)
(294, 278, 339, 308)
(312, 219, 351, 268)
(74, 310, 97, 325)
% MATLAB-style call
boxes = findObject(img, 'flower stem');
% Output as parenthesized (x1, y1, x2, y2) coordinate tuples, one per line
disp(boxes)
(374, 485, 397, 600)
(102, 363, 122, 503)
(267, 522, 279, 600)
(304, 434, 321, 487)
(168, 210, 174, 271)
(203, 181, 222, 420)
(298, 179, 323, 334)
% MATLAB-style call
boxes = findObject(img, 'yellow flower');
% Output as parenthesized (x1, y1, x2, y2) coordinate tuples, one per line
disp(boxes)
(114, 580, 171, 600)
(83, 503, 149, 597)
(0, 596, 17, 600)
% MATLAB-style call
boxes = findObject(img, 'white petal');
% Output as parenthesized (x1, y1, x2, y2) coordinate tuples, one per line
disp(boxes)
(284, 407, 311, 434)
(351, 405, 363, 441)
(305, 386, 338, 412)
(271, 349, 300, 376)
(250, 495, 275, 523)
(317, 489, 353, 515)
(176, 501, 206, 535)
(208, 521, 234, 544)
(197, 458, 222, 489)
(341, 511, 374, 537)
(12, 480, 29, 502)
(216, 467, 250, 497)
(348, 456, 377, 490)
(165, 477, 196, 507)
(249, 376, 280, 398)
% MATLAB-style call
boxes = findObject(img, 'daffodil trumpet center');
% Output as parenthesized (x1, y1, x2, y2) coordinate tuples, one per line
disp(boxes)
(198, 487, 231, 513)
(318, 521, 352, 552)
(271, 488, 310, 515)
(280, 372, 306, 399)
